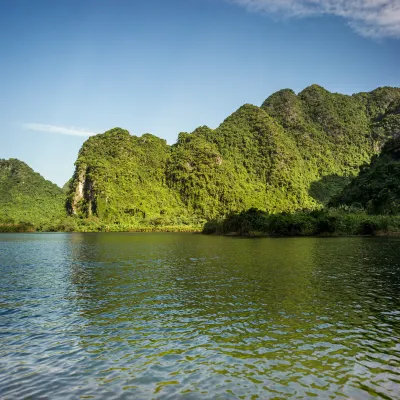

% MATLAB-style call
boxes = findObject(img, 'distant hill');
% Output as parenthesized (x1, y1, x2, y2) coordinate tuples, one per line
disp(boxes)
(66, 85, 400, 225)
(0, 159, 65, 226)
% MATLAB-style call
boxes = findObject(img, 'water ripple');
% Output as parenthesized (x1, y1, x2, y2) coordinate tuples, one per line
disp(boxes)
(1, 233, 400, 398)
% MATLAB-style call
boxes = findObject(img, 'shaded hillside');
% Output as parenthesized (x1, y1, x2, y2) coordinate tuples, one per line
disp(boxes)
(331, 134, 400, 214)
(0, 159, 65, 226)
(67, 85, 400, 225)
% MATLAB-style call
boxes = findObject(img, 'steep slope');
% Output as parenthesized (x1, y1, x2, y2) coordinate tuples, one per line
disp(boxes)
(331, 134, 400, 214)
(264, 85, 400, 202)
(0, 159, 65, 225)
(66, 128, 189, 225)
(169, 104, 313, 215)
(67, 85, 400, 224)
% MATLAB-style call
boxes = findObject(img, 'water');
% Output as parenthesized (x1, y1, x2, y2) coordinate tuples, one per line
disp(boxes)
(1, 233, 400, 399)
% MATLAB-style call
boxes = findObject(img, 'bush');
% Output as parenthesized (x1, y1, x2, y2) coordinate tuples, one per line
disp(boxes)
(202, 220, 222, 234)
(316, 215, 339, 234)
(359, 220, 379, 235)
(202, 208, 400, 237)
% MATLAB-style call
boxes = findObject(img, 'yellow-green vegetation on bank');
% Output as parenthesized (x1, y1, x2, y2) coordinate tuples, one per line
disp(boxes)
(0, 222, 36, 233)
(0, 217, 202, 233)
(62, 220, 202, 233)
(202, 208, 400, 237)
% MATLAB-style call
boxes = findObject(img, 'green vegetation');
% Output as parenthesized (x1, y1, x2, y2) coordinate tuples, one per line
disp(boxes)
(203, 208, 400, 237)
(203, 118, 400, 238)
(65, 128, 198, 226)
(331, 134, 400, 214)
(3, 85, 400, 233)
(67, 85, 400, 227)
(0, 159, 65, 231)
(43, 216, 202, 233)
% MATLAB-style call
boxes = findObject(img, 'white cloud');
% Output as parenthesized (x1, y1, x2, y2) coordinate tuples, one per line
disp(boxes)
(22, 123, 97, 137)
(229, 0, 400, 38)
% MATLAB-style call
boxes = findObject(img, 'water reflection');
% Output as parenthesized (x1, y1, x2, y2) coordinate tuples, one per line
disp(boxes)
(0, 233, 400, 399)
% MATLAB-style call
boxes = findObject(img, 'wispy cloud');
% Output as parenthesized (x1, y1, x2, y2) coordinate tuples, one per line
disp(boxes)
(228, 0, 400, 38)
(22, 123, 97, 137)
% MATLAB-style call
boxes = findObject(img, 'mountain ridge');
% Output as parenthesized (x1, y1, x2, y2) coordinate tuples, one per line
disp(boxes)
(2, 84, 400, 231)
(66, 84, 400, 226)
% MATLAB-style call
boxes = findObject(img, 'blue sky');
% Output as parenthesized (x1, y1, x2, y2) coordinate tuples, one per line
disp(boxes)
(1, 0, 399, 186)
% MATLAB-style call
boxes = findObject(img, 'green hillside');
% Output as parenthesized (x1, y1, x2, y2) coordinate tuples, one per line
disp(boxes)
(66, 85, 400, 227)
(332, 134, 400, 215)
(66, 128, 189, 226)
(0, 159, 65, 228)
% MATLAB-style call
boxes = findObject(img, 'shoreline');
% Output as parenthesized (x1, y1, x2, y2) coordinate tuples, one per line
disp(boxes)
(207, 230, 400, 238)
(4, 210, 400, 237)
(0, 224, 203, 234)
(2, 228, 400, 237)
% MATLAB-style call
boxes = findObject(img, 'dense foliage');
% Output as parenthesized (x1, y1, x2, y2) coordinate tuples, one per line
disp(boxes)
(332, 134, 400, 214)
(203, 208, 400, 237)
(67, 85, 400, 227)
(65, 128, 194, 226)
(0, 159, 65, 230)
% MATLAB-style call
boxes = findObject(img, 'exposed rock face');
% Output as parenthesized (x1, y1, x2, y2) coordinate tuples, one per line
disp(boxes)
(68, 167, 85, 215)
(69, 169, 85, 213)
(67, 165, 98, 216)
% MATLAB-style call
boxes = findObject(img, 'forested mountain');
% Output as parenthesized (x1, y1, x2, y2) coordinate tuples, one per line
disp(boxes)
(66, 85, 400, 226)
(0, 159, 65, 226)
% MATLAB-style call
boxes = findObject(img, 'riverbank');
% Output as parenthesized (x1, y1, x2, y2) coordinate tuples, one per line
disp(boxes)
(4, 209, 400, 236)
(202, 208, 400, 237)
(0, 220, 202, 233)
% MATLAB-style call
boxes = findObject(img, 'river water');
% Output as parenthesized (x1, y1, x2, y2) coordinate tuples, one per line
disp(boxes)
(1, 233, 400, 399)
